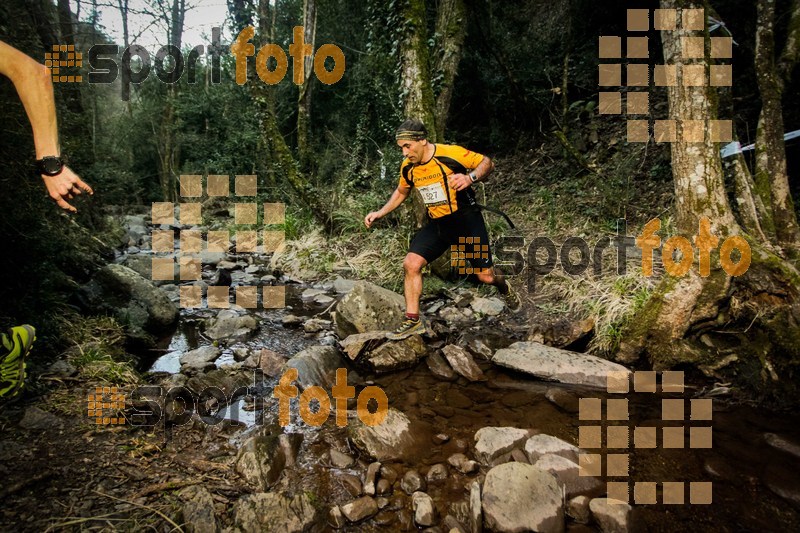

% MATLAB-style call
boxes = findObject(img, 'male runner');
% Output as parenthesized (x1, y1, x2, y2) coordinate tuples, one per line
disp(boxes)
(365, 119, 520, 340)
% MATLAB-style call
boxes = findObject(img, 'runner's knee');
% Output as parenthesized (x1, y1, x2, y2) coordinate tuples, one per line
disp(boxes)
(403, 255, 425, 275)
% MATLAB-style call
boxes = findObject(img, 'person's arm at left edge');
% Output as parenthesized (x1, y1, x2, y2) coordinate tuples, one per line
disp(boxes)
(448, 154, 494, 192)
(0, 40, 93, 212)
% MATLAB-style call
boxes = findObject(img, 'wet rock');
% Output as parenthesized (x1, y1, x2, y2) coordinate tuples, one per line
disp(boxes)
(466, 338, 493, 360)
(492, 342, 630, 388)
(374, 510, 395, 526)
(329, 449, 355, 469)
(303, 318, 332, 333)
(334, 281, 405, 338)
(510, 449, 529, 464)
(19, 407, 63, 430)
(242, 348, 285, 377)
(337, 473, 362, 497)
(363, 335, 428, 372)
(329, 506, 346, 529)
(233, 492, 321, 533)
(567, 495, 590, 524)
(233, 347, 251, 362)
(442, 345, 486, 382)
(179, 485, 217, 533)
(186, 369, 252, 400)
(764, 433, 800, 460)
(205, 310, 258, 344)
(545, 388, 580, 413)
(470, 297, 505, 316)
(79, 264, 178, 347)
(413, 491, 437, 527)
(315, 294, 335, 305)
(525, 434, 581, 463)
(500, 391, 533, 408)
(447, 389, 474, 409)
(278, 433, 303, 467)
(589, 498, 631, 533)
(281, 314, 304, 327)
(380, 465, 399, 485)
(218, 260, 237, 270)
(443, 514, 468, 533)
(283, 345, 345, 390)
(448, 453, 479, 474)
(401, 469, 427, 494)
(348, 408, 418, 462)
(341, 331, 386, 360)
(428, 351, 457, 381)
(474, 427, 532, 465)
(376, 479, 391, 495)
(482, 463, 564, 533)
(470, 480, 482, 533)
(234, 431, 290, 490)
(334, 277, 357, 294)
(180, 346, 221, 371)
(341, 496, 378, 523)
(427, 463, 449, 483)
(364, 461, 381, 496)
(302, 288, 328, 302)
(398, 509, 414, 530)
(534, 318, 595, 349)
(375, 497, 390, 509)
(533, 454, 603, 499)
(433, 433, 451, 445)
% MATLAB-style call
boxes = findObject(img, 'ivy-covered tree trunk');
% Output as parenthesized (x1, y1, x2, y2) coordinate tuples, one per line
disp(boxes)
(399, 0, 437, 138)
(618, 0, 800, 401)
(433, 0, 466, 140)
(297, 0, 317, 169)
(753, 0, 800, 255)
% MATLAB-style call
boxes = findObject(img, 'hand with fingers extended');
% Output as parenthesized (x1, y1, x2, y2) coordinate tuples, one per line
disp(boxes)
(41, 166, 93, 212)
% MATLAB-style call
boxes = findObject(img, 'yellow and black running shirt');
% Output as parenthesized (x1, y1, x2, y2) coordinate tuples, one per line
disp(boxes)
(398, 144, 485, 220)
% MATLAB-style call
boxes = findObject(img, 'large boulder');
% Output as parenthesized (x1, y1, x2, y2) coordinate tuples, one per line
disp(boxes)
(348, 408, 420, 462)
(333, 281, 405, 338)
(283, 345, 346, 390)
(179, 485, 217, 533)
(79, 264, 178, 346)
(533, 453, 604, 499)
(234, 430, 302, 490)
(204, 310, 258, 344)
(482, 462, 564, 533)
(233, 492, 321, 533)
(492, 342, 631, 388)
(474, 427, 533, 465)
(362, 335, 428, 373)
(442, 345, 486, 381)
(589, 498, 632, 533)
(524, 434, 581, 463)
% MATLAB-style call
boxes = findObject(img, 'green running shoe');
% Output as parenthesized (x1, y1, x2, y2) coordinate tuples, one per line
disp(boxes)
(0, 325, 36, 400)
(387, 317, 425, 340)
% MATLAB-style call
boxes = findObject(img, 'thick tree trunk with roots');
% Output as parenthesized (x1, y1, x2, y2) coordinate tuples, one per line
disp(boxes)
(296, 0, 317, 170)
(618, 0, 800, 402)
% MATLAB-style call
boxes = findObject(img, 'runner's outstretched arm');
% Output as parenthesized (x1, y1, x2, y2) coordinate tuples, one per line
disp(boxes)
(364, 186, 411, 228)
(0, 40, 93, 212)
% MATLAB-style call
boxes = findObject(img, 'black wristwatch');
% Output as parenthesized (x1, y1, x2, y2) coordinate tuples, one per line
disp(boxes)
(35, 156, 65, 177)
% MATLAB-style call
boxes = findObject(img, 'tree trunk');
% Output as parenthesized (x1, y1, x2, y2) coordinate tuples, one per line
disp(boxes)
(297, 0, 317, 169)
(619, 0, 800, 403)
(433, 0, 466, 140)
(754, 0, 800, 255)
(399, 0, 438, 138)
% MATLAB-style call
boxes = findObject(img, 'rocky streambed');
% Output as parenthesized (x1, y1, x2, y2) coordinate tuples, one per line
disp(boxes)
(4, 212, 798, 532)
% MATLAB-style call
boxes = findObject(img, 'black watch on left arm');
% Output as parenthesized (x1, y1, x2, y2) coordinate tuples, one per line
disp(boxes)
(35, 156, 65, 177)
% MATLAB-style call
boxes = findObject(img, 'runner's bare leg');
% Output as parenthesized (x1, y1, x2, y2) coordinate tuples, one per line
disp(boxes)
(403, 253, 427, 315)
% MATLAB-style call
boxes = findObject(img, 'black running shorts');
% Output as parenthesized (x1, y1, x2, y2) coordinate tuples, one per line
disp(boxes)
(408, 208, 493, 270)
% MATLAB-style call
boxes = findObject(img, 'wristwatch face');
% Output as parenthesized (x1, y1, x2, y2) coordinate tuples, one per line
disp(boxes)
(37, 156, 64, 176)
